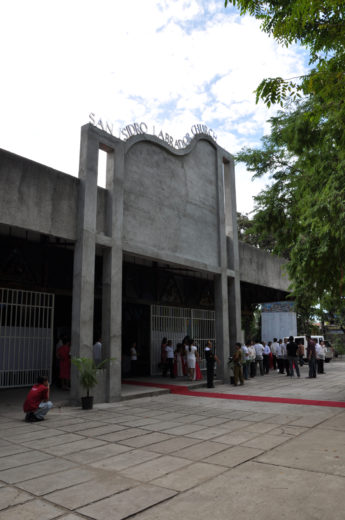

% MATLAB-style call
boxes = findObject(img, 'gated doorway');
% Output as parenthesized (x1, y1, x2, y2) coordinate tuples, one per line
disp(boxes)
(150, 304, 215, 375)
(0, 288, 54, 388)
(122, 302, 151, 377)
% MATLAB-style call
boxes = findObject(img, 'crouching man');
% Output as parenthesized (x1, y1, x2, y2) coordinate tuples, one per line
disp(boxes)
(23, 376, 53, 422)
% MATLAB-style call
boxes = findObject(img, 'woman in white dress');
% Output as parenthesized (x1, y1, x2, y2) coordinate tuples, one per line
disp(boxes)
(186, 338, 199, 381)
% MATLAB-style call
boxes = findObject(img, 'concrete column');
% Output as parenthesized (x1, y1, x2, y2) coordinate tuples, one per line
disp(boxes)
(228, 276, 242, 353)
(102, 247, 122, 401)
(214, 150, 231, 380)
(70, 125, 99, 401)
(223, 157, 242, 354)
(224, 159, 240, 271)
(102, 144, 125, 401)
(214, 272, 230, 379)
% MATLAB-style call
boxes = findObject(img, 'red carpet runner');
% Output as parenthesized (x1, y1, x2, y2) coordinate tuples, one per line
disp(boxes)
(122, 380, 345, 408)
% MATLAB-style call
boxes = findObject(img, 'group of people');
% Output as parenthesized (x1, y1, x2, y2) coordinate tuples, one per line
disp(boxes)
(23, 333, 327, 422)
(160, 337, 220, 388)
(235, 335, 328, 384)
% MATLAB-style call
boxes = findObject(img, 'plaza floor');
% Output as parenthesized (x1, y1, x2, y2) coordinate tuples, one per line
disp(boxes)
(1, 360, 345, 519)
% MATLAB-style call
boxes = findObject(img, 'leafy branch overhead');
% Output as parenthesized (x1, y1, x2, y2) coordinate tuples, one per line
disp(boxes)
(225, 0, 345, 106)
(255, 77, 303, 107)
(225, 0, 345, 311)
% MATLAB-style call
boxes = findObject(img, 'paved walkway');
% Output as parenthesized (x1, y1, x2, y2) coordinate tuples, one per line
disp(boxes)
(1, 361, 345, 519)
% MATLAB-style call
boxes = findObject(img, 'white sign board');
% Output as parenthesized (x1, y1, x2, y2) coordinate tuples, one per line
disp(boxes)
(261, 312, 297, 343)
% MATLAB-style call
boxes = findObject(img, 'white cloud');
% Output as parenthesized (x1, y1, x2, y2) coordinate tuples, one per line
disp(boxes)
(235, 163, 269, 215)
(0, 0, 308, 205)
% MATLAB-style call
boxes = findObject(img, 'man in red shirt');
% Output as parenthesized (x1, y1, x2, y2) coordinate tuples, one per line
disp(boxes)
(23, 376, 53, 422)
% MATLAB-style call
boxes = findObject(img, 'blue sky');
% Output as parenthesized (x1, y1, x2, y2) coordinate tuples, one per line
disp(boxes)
(0, 0, 308, 213)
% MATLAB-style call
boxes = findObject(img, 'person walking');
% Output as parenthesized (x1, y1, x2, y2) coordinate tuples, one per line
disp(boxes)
(286, 336, 300, 377)
(233, 343, 244, 386)
(307, 335, 317, 378)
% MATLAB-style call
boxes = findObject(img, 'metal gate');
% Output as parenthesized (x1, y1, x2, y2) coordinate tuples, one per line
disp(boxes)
(0, 288, 54, 388)
(150, 304, 215, 375)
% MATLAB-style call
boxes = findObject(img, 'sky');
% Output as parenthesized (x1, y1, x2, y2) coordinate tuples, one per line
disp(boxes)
(0, 0, 308, 214)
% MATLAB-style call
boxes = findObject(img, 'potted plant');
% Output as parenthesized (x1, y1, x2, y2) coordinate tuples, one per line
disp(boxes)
(71, 357, 108, 409)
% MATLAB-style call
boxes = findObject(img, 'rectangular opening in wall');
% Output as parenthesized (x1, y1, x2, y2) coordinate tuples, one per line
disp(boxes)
(97, 149, 107, 188)
(223, 160, 233, 238)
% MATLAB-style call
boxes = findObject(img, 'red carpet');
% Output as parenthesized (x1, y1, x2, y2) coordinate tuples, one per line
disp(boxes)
(122, 380, 345, 408)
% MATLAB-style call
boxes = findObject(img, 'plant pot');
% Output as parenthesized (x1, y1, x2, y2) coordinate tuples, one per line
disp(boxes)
(81, 396, 94, 410)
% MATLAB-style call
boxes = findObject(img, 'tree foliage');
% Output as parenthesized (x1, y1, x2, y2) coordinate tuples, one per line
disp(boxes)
(225, 0, 345, 105)
(237, 212, 278, 252)
(225, 0, 345, 311)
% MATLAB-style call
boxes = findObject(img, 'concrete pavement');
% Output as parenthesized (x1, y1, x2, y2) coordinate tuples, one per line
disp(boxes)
(1, 360, 345, 519)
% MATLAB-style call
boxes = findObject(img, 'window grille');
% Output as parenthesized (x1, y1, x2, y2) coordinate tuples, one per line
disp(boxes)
(0, 288, 54, 388)
(151, 304, 215, 375)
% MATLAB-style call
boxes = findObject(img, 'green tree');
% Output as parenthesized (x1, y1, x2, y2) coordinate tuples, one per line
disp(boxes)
(237, 212, 277, 251)
(225, 0, 345, 106)
(225, 0, 345, 310)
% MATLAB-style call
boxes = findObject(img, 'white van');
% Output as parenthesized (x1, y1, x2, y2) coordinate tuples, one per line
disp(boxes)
(294, 335, 333, 362)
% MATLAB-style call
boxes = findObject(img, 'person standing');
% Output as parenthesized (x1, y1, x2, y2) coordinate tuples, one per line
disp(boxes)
(93, 337, 102, 366)
(241, 342, 249, 380)
(174, 343, 185, 377)
(282, 337, 290, 376)
(165, 340, 175, 378)
(205, 340, 219, 388)
(297, 339, 305, 367)
(317, 340, 326, 374)
(248, 341, 256, 377)
(307, 335, 317, 378)
(233, 343, 244, 386)
(263, 342, 271, 374)
(160, 337, 168, 376)
(286, 336, 300, 377)
(271, 338, 279, 370)
(186, 338, 199, 381)
(276, 339, 284, 374)
(56, 337, 71, 390)
(194, 356, 203, 381)
(23, 376, 53, 422)
(254, 340, 264, 376)
(130, 342, 138, 376)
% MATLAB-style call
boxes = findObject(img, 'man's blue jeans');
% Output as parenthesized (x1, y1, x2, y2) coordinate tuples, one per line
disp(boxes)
(288, 356, 300, 377)
(308, 358, 317, 378)
(34, 401, 53, 419)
